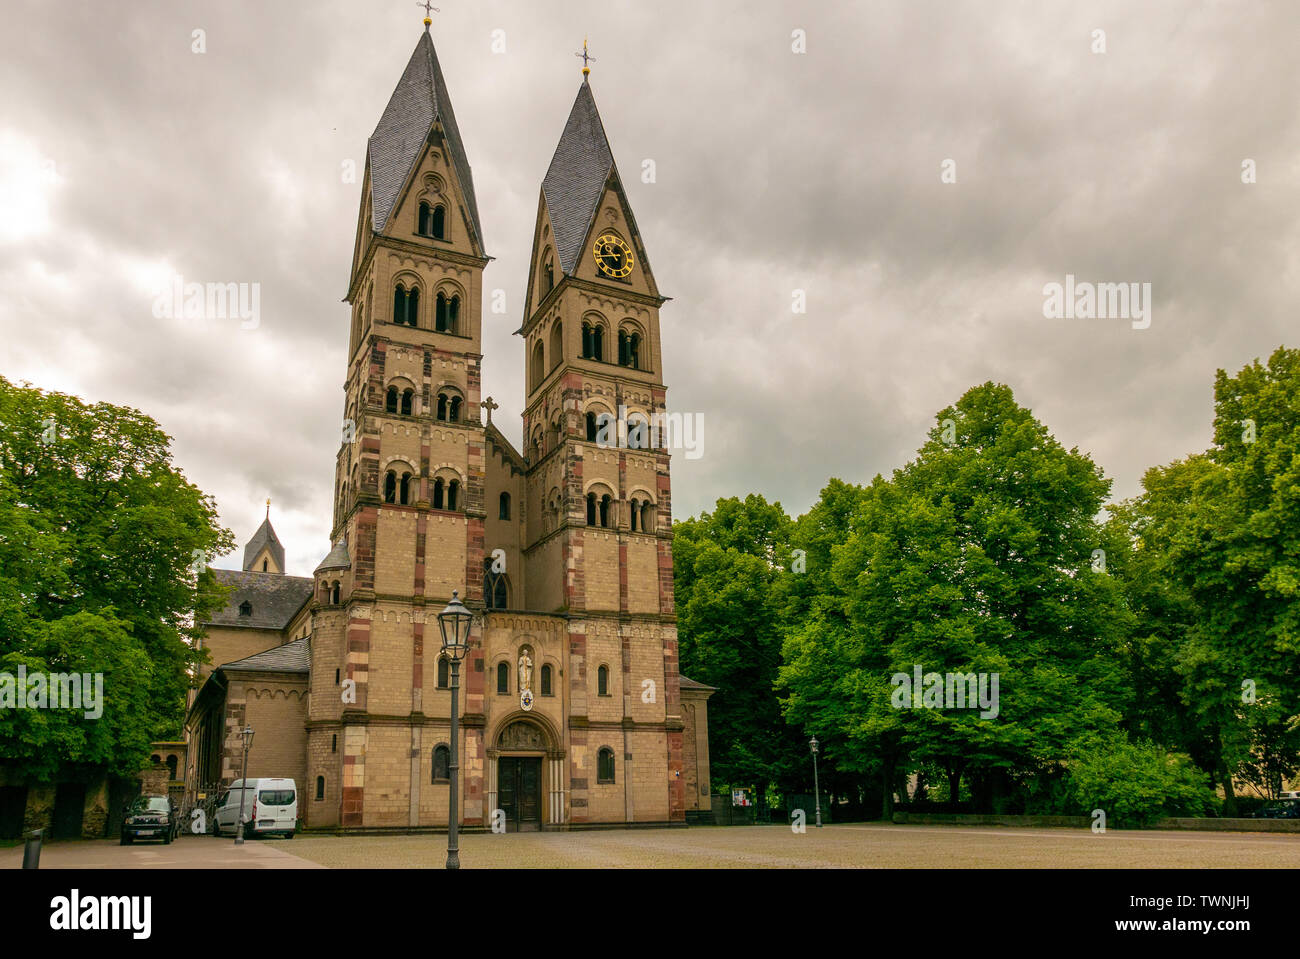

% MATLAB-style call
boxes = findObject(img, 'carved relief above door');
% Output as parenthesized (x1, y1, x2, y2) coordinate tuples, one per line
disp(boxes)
(497, 720, 547, 750)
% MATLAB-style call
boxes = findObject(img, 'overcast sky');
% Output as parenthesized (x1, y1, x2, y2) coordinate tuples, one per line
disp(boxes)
(1, 1, 1297, 575)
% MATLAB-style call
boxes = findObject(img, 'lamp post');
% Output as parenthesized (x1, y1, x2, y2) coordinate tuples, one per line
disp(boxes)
(809, 735, 823, 828)
(437, 589, 474, 870)
(234, 726, 254, 845)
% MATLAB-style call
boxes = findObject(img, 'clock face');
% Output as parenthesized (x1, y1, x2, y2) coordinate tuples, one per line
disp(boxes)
(593, 233, 634, 278)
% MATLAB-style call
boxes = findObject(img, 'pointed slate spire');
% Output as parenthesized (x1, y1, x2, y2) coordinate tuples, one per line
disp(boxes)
(368, 30, 483, 248)
(243, 515, 285, 573)
(541, 80, 617, 276)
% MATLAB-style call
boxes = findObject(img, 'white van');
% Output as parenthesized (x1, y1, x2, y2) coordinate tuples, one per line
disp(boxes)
(214, 778, 298, 839)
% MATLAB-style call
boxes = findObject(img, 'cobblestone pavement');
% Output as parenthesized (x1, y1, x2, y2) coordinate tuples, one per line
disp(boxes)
(283, 823, 1300, 869)
(10, 824, 1300, 868)
(0, 833, 321, 869)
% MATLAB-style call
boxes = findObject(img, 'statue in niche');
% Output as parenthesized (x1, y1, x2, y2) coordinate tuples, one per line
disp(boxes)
(518, 648, 533, 694)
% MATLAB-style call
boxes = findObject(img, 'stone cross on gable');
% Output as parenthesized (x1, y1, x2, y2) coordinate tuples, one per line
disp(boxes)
(480, 396, 499, 425)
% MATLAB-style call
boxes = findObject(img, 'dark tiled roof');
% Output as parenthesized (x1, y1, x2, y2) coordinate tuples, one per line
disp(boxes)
(242, 517, 285, 572)
(680, 674, 717, 692)
(315, 537, 351, 573)
(222, 636, 311, 674)
(368, 29, 483, 248)
(542, 81, 615, 276)
(205, 569, 313, 630)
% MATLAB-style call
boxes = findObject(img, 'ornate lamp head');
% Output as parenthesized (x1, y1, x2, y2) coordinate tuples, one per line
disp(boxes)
(438, 590, 474, 661)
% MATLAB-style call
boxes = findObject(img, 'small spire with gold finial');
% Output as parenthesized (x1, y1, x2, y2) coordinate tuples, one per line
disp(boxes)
(265, 498, 271, 520)
(576, 36, 595, 80)
(417, 0, 438, 29)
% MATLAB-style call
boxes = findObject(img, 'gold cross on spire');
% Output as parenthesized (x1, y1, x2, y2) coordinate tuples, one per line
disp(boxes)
(265, 498, 271, 519)
(417, 0, 439, 28)
(576, 37, 595, 78)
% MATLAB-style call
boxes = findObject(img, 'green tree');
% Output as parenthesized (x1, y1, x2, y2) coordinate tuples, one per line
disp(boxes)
(780, 383, 1131, 816)
(779, 476, 911, 817)
(1065, 737, 1217, 827)
(674, 495, 806, 809)
(0, 377, 232, 782)
(1105, 456, 1246, 806)
(777, 479, 880, 814)
(1109, 348, 1300, 814)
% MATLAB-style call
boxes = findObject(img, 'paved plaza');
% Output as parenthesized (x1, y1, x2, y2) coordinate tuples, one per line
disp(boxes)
(0, 835, 320, 869)
(9, 824, 1300, 869)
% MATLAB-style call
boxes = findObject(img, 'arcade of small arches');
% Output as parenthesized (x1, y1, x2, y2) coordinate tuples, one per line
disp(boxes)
(529, 317, 649, 388)
(391, 279, 464, 335)
(417, 200, 447, 242)
(582, 408, 657, 451)
(526, 469, 658, 534)
(434, 388, 464, 422)
(581, 318, 645, 371)
(150, 751, 181, 781)
(384, 384, 416, 416)
(383, 382, 466, 424)
(584, 485, 657, 533)
(380, 464, 465, 511)
(528, 477, 658, 533)
(527, 408, 661, 462)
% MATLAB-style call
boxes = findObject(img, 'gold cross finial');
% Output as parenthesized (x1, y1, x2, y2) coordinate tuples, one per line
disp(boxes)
(576, 37, 595, 78)
(266, 498, 271, 519)
(417, 0, 438, 28)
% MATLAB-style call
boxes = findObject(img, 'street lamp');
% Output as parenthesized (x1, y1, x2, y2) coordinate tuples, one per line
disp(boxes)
(438, 589, 474, 870)
(809, 735, 823, 828)
(234, 726, 254, 845)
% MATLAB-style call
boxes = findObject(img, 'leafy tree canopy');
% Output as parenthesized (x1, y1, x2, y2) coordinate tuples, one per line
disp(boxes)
(0, 377, 232, 781)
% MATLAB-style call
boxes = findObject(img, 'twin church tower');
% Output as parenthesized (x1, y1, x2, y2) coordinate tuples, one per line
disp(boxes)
(298, 24, 713, 830)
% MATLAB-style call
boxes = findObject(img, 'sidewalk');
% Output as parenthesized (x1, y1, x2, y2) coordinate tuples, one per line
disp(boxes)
(0, 834, 323, 869)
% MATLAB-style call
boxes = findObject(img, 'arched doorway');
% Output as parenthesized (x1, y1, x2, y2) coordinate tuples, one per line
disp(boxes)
(488, 716, 562, 831)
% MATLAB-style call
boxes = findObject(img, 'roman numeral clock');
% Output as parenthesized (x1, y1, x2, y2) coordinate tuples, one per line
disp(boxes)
(593, 233, 634, 278)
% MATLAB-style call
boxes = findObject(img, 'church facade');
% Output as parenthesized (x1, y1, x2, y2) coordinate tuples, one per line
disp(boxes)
(186, 24, 713, 831)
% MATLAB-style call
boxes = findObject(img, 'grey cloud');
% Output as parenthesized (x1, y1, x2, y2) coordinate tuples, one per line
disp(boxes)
(1, 0, 1296, 572)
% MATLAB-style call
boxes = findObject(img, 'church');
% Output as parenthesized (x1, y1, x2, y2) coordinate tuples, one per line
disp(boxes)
(185, 21, 714, 831)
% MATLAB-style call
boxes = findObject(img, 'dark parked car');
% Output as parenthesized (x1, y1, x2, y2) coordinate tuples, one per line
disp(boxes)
(1252, 799, 1300, 819)
(120, 795, 180, 844)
